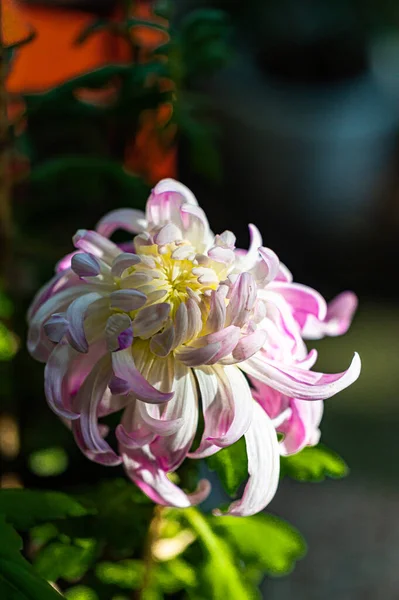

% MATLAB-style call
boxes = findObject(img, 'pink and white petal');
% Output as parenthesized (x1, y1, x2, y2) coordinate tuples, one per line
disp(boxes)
(204, 289, 227, 334)
(66, 292, 103, 353)
(72, 354, 121, 465)
(226, 272, 257, 328)
(189, 365, 234, 458)
(96, 208, 147, 238)
(44, 343, 80, 419)
(180, 204, 212, 251)
(255, 247, 280, 285)
(191, 365, 254, 458)
(218, 401, 280, 516)
(28, 284, 95, 362)
(151, 362, 198, 471)
(175, 342, 221, 367)
(275, 262, 293, 282)
(137, 400, 183, 436)
(230, 329, 267, 363)
(302, 291, 358, 340)
(132, 303, 170, 339)
(238, 224, 263, 271)
(240, 352, 361, 401)
(73, 230, 121, 265)
(112, 348, 174, 403)
(111, 252, 141, 277)
(269, 282, 327, 329)
(122, 445, 210, 507)
(27, 270, 79, 321)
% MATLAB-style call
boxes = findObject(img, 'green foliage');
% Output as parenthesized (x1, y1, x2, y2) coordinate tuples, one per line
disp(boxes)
(183, 508, 258, 599)
(206, 437, 248, 497)
(0, 490, 91, 531)
(28, 447, 69, 477)
(95, 560, 144, 590)
(0, 516, 62, 599)
(280, 443, 349, 482)
(212, 513, 306, 577)
(34, 539, 98, 583)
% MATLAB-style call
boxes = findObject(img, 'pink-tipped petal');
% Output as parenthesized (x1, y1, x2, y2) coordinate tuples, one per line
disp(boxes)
(96, 208, 146, 238)
(302, 291, 358, 340)
(73, 229, 120, 264)
(241, 352, 361, 401)
(226, 273, 257, 328)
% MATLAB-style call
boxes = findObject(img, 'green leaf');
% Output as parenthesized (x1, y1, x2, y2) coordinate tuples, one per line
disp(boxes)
(0, 490, 91, 531)
(28, 447, 69, 477)
(95, 560, 144, 590)
(183, 508, 257, 599)
(280, 443, 349, 482)
(205, 437, 247, 497)
(65, 586, 99, 600)
(212, 513, 306, 577)
(0, 516, 62, 599)
(34, 538, 98, 583)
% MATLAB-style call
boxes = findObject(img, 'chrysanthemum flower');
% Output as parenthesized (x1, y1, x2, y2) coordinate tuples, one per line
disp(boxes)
(27, 179, 361, 516)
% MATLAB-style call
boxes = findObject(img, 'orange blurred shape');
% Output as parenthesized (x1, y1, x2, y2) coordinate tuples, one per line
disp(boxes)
(2, 0, 33, 47)
(3, 0, 176, 182)
(5, 0, 131, 93)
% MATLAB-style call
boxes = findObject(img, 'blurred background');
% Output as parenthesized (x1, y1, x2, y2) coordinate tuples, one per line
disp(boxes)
(1, 1, 399, 598)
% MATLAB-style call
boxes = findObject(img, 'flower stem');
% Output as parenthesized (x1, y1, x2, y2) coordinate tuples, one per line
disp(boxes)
(138, 504, 164, 599)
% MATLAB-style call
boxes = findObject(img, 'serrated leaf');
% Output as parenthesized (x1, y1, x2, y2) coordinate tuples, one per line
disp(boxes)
(280, 443, 349, 482)
(212, 513, 306, 577)
(205, 437, 248, 497)
(0, 516, 62, 599)
(0, 490, 91, 531)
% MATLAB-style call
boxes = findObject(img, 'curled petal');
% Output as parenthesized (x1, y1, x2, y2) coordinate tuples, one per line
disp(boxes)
(217, 402, 280, 516)
(44, 313, 68, 343)
(241, 353, 361, 401)
(111, 253, 141, 277)
(66, 292, 102, 353)
(226, 273, 257, 328)
(72, 355, 122, 466)
(96, 208, 147, 238)
(172, 302, 188, 349)
(112, 348, 174, 403)
(106, 313, 133, 352)
(231, 328, 268, 363)
(270, 282, 327, 329)
(73, 229, 120, 264)
(154, 223, 183, 245)
(44, 343, 80, 419)
(176, 342, 221, 367)
(302, 291, 358, 340)
(150, 319, 175, 357)
(132, 303, 170, 339)
(253, 247, 280, 285)
(122, 445, 210, 507)
(110, 289, 147, 312)
(28, 284, 94, 362)
(279, 399, 324, 456)
(205, 289, 226, 334)
(191, 365, 253, 458)
(71, 253, 101, 278)
(151, 362, 198, 471)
